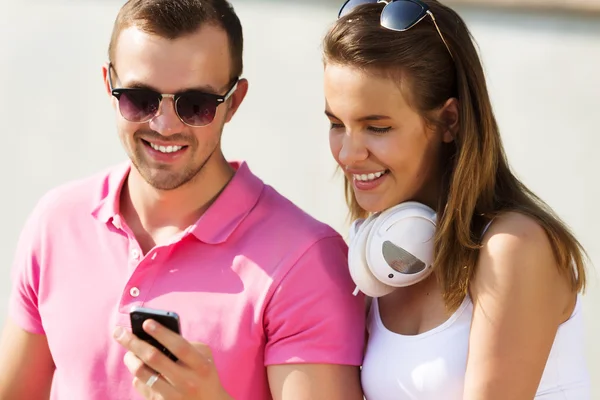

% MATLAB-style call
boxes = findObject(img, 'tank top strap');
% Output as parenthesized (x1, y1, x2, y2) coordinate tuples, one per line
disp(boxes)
(480, 217, 495, 241)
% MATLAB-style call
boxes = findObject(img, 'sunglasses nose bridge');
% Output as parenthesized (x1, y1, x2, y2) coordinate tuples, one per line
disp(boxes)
(153, 94, 179, 119)
(149, 94, 186, 134)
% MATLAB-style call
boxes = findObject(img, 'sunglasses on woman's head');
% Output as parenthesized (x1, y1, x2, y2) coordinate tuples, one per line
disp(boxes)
(338, 0, 453, 60)
(107, 63, 238, 127)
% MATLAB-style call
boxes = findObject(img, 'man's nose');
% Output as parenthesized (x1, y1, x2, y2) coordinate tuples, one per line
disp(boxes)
(149, 96, 185, 136)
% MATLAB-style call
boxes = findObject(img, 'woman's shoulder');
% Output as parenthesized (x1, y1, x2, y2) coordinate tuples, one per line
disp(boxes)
(477, 210, 560, 278)
(481, 211, 547, 248)
(472, 211, 574, 314)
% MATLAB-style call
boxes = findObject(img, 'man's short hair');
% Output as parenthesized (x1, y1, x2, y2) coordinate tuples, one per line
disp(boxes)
(108, 0, 243, 80)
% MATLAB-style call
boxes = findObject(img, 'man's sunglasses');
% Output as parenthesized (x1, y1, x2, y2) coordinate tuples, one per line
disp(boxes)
(338, 0, 453, 60)
(107, 63, 239, 127)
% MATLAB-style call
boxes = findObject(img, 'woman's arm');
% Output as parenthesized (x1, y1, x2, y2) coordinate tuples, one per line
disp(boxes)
(464, 212, 576, 400)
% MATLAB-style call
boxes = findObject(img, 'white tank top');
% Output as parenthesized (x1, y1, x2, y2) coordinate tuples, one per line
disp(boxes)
(361, 294, 591, 399)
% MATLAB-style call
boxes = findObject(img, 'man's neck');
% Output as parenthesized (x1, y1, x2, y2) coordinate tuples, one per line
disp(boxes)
(120, 156, 235, 248)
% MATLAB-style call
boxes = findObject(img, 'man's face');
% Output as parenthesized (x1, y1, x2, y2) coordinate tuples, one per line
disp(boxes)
(105, 24, 245, 190)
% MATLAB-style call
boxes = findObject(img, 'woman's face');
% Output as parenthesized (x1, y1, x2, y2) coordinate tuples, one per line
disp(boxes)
(324, 63, 455, 213)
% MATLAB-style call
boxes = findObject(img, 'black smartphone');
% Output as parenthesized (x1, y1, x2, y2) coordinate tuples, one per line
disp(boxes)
(129, 306, 181, 362)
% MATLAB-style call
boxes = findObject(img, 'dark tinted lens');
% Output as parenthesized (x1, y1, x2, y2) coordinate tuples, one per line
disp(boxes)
(381, 0, 425, 31)
(338, 0, 379, 18)
(176, 92, 218, 126)
(118, 90, 160, 122)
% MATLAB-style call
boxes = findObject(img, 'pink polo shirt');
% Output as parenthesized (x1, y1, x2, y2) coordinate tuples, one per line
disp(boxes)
(8, 161, 365, 400)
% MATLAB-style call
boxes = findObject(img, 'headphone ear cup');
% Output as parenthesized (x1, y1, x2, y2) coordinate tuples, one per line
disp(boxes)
(365, 202, 437, 288)
(348, 215, 397, 298)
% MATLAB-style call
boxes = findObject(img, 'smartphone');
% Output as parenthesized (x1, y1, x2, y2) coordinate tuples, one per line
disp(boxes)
(129, 306, 181, 362)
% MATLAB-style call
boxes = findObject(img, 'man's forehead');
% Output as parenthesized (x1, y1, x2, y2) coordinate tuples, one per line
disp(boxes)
(113, 25, 232, 92)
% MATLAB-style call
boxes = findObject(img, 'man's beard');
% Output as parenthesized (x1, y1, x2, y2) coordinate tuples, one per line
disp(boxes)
(129, 129, 217, 191)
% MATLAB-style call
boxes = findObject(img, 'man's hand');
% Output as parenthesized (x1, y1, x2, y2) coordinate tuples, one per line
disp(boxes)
(114, 320, 232, 400)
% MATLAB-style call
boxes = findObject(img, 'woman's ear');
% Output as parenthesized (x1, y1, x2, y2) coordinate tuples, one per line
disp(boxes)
(441, 97, 459, 143)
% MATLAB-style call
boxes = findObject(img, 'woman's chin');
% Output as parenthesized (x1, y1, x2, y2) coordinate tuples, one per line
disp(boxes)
(355, 196, 394, 215)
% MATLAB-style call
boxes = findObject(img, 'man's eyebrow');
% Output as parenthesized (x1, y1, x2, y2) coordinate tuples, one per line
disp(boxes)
(185, 84, 220, 94)
(121, 80, 219, 94)
(124, 80, 160, 91)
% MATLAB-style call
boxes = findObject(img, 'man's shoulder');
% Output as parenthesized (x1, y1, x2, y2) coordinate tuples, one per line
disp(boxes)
(246, 184, 353, 296)
(29, 162, 127, 223)
(254, 184, 345, 245)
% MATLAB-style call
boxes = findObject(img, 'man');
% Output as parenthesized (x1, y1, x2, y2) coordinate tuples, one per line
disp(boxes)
(0, 1, 365, 399)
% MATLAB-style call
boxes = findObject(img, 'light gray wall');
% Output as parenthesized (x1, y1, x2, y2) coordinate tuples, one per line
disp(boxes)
(1, 0, 598, 394)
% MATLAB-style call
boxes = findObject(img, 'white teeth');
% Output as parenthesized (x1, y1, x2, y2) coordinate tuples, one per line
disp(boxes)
(149, 143, 184, 153)
(353, 170, 387, 182)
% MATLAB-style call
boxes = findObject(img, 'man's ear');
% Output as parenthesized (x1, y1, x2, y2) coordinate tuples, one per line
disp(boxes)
(102, 62, 118, 111)
(224, 78, 249, 123)
(440, 97, 459, 143)
(102, 62, 112, 97)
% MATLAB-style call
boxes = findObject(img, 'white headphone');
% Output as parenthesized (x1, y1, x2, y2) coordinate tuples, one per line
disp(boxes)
(348, 201, 437, 298)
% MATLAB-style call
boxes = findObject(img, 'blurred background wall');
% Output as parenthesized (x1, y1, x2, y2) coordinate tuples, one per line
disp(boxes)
(1, 0, 598, 395)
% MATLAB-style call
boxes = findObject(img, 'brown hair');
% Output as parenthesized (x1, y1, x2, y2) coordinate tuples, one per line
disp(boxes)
(323, 1, 587, 311)
(108, 0, 243, 79)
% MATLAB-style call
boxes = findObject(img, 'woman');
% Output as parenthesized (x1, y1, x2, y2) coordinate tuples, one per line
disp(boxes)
(322, 1, 590, 399)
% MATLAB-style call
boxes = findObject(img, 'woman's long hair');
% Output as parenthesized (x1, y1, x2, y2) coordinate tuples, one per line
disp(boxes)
(323, 0, 587, 311)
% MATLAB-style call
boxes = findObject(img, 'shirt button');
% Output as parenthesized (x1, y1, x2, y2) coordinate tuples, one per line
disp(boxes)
(129, 287, 140, 297)
(131, 249, 140, 260)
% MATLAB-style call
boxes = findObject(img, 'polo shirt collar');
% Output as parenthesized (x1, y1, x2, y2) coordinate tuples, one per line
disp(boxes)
(91, 161, 264, 245)
(91, 161, 130, 225)
(189, 161, 264, 244)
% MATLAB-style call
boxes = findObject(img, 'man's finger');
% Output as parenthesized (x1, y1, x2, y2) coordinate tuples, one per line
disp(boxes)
(113, 326, 183, 384)
(123, 351, 178, 399)
(142, 319, 212, 372)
